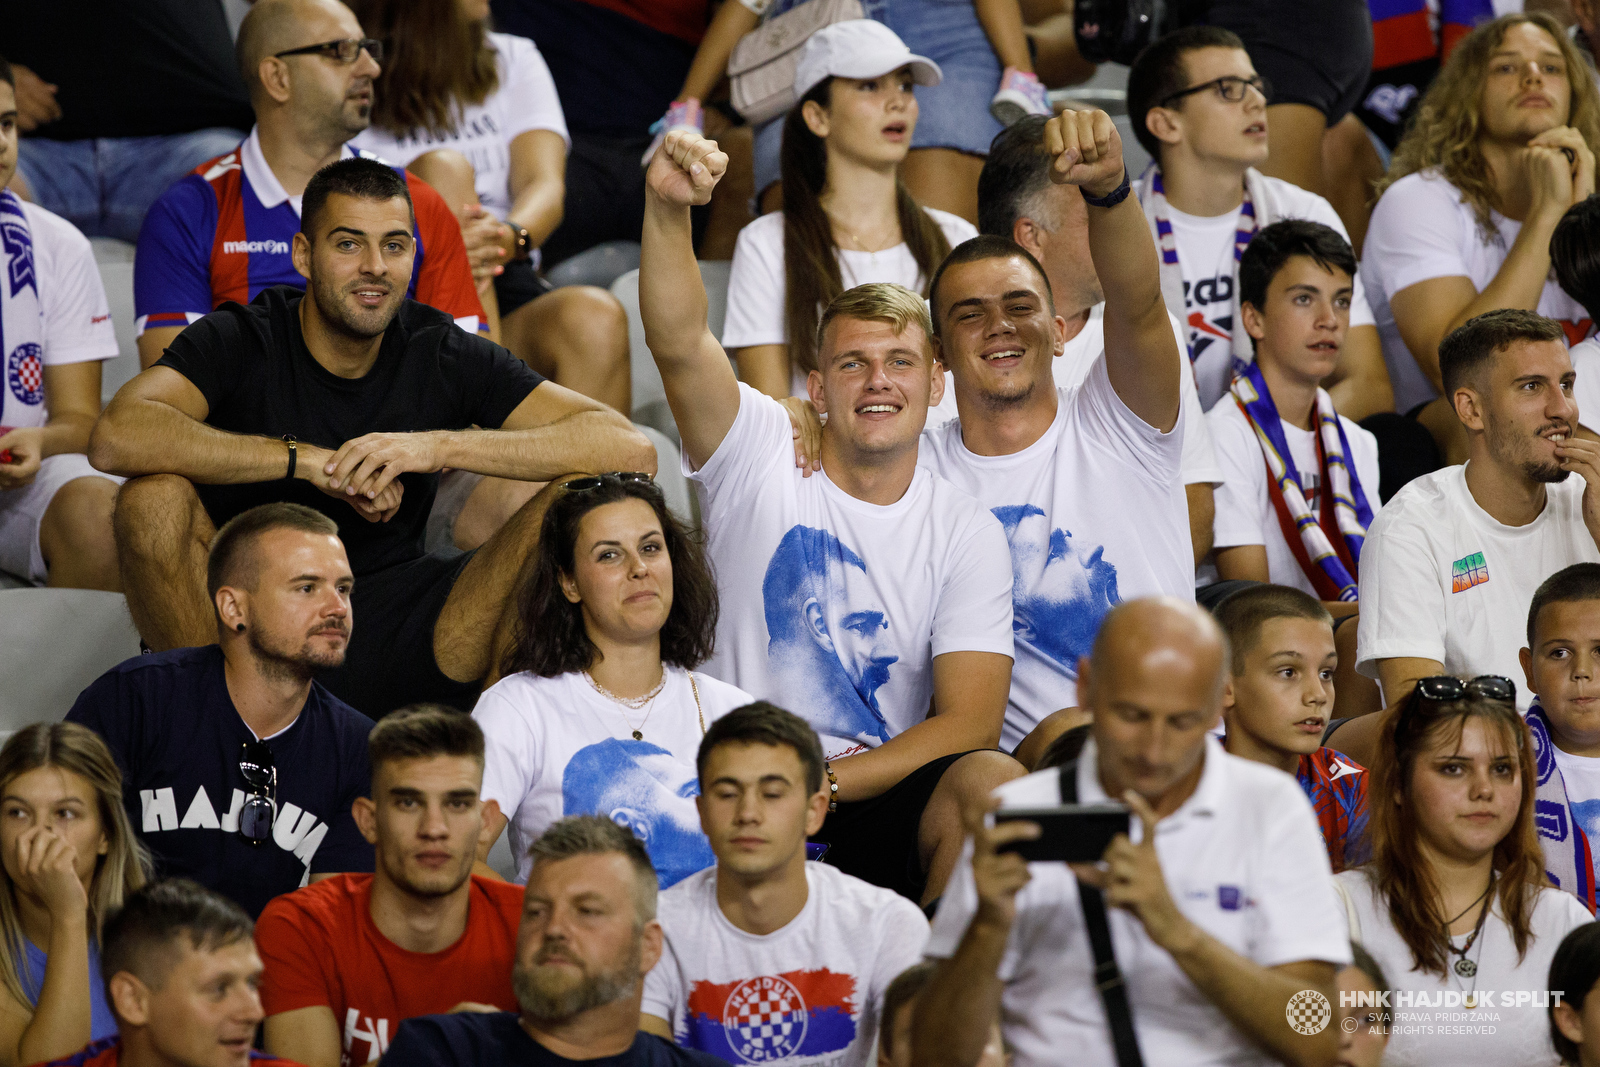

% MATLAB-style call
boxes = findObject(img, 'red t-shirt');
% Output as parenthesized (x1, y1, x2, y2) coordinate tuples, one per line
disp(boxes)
(256, 874, 524, 1067)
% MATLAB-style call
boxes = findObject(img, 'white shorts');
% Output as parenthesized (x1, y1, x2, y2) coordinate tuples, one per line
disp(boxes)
(0, 452, 123, 584)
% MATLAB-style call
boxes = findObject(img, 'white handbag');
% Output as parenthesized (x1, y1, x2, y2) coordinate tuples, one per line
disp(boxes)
(728, 0, 865, 126)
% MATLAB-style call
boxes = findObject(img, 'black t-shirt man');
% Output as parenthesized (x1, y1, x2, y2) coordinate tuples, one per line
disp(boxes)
(153, 285, 545, 714)
(383, 1014, 728, 1067)
(66, 646, 376, 918)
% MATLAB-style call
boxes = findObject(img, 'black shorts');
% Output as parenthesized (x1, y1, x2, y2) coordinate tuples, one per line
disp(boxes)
(1195, 578, 1264, 615)
(315, 547, 482, 717)
(810, 750, 980, 903)
(541, 132, 709, 270)
(493, 257, 555, 318)
(1207, 0, 1374, 125)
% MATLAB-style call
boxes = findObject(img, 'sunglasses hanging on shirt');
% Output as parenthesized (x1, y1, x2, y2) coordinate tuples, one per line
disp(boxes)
(238, 741, 277, 846)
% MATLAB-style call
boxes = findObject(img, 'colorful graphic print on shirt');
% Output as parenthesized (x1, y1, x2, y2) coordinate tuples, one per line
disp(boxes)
(991, 505, 1122, 667)
(1451, 551, 1490, 593)
(683, 968, 858, 1065)
(561, 737, 714, 889)
(1184, 270, 1234, 368)
(761, 526, 897, 747)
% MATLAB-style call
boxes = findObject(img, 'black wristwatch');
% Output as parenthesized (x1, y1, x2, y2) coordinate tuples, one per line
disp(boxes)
(1081, 168, 1132, 208)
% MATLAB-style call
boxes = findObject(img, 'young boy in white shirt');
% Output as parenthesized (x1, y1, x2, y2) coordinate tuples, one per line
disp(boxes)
(1215, 583, 1370, 873)
(1209, 220, 1380, 604)
(0, 57, 122, 589)
(641, 703, 929, 1067)
(1127, 25, 1390, 417)
(1520, 562, 1600, 913)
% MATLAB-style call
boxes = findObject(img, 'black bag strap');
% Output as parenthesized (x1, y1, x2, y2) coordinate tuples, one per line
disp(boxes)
(1055, 756, 1145, 1067)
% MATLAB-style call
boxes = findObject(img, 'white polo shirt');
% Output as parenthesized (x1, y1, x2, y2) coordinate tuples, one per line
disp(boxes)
(925, 736, 1351, 1067)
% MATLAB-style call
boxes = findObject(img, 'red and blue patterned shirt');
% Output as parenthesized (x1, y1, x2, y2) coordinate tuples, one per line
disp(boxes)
(134, 128, 484, 339)
(1297, 747, 1371, 873)
(38, 1038, 307, 1067)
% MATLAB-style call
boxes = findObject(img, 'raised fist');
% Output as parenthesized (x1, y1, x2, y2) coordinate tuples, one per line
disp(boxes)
(645, 130, 729, 209)
(1044, 108, 1126, 199)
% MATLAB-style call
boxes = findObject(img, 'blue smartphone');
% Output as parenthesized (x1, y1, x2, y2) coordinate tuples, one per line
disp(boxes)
(805, 841, 830, 862)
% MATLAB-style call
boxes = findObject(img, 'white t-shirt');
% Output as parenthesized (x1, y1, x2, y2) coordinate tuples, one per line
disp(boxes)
(642, 863, 929, 1066)
(1160, 178, 1376, 410)
(349, 32, 568, 224)
(722, 208, 978, 393)
(1336, 869, 1592, 1067)
(1355, 464, 1600, 706)
(1551, 745, 1600, 894)
(1363, 169, 1593, 413)
(1208, 398, 1381, 598)
(1571, 336, 1600, 436)
(926, 737, 1351, 1067)
(1, 201, 118, 430)
(919, 358, 1191, 751)
(927, 305, 1222, 488)
(688, 385, 1014, 761)
(472, 666, 753, 886)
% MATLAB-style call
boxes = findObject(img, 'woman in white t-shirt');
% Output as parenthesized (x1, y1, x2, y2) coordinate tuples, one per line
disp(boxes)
(348, 0, 630, 413)
(1336, 677, 1593, 1067)
(1362, 13, 1600, 433)
(473, 474, 753, 888)
(722, 21, 976, 400)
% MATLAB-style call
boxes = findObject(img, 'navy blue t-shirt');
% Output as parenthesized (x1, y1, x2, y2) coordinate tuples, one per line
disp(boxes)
(383, 1014, 728, 1067)
(66, 646, 375, 917)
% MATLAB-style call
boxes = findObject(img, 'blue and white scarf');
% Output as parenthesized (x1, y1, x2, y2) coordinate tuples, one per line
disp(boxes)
(1528, 699, 1598, 914)
(1229, 359, 1374, 602)
(0, 190, 44, 432)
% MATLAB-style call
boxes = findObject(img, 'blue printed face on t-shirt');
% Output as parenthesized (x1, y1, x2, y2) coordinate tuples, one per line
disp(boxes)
(561, 738, 713, 889)
(992, 504, 1122, 667)
(760, 525, 896, 746)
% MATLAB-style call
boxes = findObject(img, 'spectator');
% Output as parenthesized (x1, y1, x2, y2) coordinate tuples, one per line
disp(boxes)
(921, 110, 1187, 760)
(1551, 193, 1600, 437)
(379, 815, 723, 1066)
(133, 0, 489, 374)
(65, 503, 375, 917)
(1576, 1, 1599, 69)
(1215, 584, 1371, 872)
(41, 878, 303, 1067)
(93, 158, 655, 717)
(1209, 221, 1380, 603)
(0, 57, 122, 592)
(915, 597, 1350, 1067)
(1335, 942, 1390, 1067)
(1127, 26, 1394, 420)
(1335, 675, 1593, 1067)
(955, 112, 1221, 575)
(639, 703, 928, 1064)
(722, 21, 973, 401)
(640, 130, 1024, 905)
(347, 0, 632, 415)
(1354, 309, 1600, 719)
(473, 473, 751, 888)
(0, 724, 149, 1067)
(3, 1, 251, 243)
(1520, 563, 1600, 912)
(1362, 13, 1598, 454)
(1550, 922, 1600, 1067)
(256, 706, 523, 1067)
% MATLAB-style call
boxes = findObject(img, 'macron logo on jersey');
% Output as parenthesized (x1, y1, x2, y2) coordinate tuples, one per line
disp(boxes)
(223, 239, 290, 255)
(1327, 758, 1363, 782)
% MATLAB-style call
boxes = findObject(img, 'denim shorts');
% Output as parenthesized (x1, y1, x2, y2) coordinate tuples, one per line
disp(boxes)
(752, 0, 1003, 197)
(15, 127, 247, 243)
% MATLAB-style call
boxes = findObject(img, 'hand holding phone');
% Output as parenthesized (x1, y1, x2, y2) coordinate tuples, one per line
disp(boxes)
(993, 803, 1131, 864)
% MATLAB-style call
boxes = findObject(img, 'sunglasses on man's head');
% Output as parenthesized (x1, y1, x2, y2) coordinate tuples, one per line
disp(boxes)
(273, 37, 384, 64)
(238, 741, 277, 846)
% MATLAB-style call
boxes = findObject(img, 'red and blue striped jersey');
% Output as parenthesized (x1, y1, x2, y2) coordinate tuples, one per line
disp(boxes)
(1370, 0, 1497, 72)
(134, 128, 484, 337)
(1298, 747, 1371, 873)
(38, 1038, 308, 1067)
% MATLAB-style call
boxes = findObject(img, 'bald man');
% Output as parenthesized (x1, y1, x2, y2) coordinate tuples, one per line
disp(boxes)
(913, 598, 1351, 1067)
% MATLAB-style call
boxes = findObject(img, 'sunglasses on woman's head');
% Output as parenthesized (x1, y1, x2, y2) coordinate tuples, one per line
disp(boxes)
(561, 472, 656, 494)
(1398, 675, 1517, 730)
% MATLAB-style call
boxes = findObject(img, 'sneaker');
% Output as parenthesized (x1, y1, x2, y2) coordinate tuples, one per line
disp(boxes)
(641, 99, 705, 168)
(990, 68, 1051, 126)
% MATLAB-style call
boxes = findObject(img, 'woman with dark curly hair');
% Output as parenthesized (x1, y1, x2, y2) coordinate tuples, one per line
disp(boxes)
(472, 473, 752, 888)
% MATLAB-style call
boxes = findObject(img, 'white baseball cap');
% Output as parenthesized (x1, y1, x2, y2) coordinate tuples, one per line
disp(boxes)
(793, 20, 942, 102)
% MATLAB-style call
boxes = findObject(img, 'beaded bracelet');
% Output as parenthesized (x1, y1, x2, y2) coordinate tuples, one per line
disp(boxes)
(823, 760, 839, 812)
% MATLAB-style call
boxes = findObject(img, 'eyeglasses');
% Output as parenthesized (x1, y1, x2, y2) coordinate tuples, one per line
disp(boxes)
(562, 472, 656, 494)
(238, 741, 277, 847)
(1160, 74, 1272, 108)
(273, 37, 384, 64)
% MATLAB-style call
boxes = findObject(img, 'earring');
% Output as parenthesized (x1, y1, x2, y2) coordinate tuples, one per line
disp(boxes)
(236, 623, 246, 633)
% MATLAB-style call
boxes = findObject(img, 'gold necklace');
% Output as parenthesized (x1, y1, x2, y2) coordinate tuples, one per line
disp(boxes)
(583, 669, 667, 740)
(826, 212, 898, 254)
